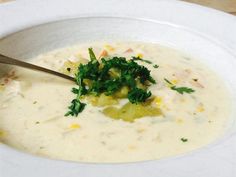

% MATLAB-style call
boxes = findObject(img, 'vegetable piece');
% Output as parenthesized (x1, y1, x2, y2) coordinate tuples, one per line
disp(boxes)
(103, 102, 162, 122)
(86, 94, 118, 106)
(60, 61, 81, 75)
(113, 86, 129, 98)
(164, 78, 195, 94)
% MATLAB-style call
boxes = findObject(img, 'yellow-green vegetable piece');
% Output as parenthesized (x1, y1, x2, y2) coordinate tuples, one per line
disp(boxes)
(60, 60, 81, 75)
(60, 58, 88, 75)
(109, 68, 120, 78)
(103, 102, 162, 122)
(113, 86, 129, 98)
(86, 94, 118, 107)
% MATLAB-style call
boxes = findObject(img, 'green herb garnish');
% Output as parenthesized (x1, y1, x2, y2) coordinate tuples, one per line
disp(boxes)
(171, 86, 195, 95)
(128, 88, 152, 104)
(164, 78, 195, 95)
(65, 48, 157, 116)
(180, 138, 188, 142)
(153, 64, 159, 68)
(65, 98, 86, 116)
(131, 56, 152, 64)
(131, 56, 158, 69)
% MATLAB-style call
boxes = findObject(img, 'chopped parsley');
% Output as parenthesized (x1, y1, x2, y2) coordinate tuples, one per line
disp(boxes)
(65, 48, 157, 117)
(164, 78, 195, 95)
(153, 64, 159, 68)
(128, 88, 152, 104)
(171, 86, 195, 95)
(131, 56, 152, 64)
(65, 98, 86, 117)
(131, 56, 159, 69)
(180, 138, 188, 142)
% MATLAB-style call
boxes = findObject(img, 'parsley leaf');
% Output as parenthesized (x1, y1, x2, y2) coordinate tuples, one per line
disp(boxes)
(153, 64, 159, 68)
(128, 88, 152, 104)
(164, 78, 195, 95)
(88, 48, 97, 61)
(131, 56, 159, 69)
(65, 98, 86, 116)
(164, 78, 172, 85)
(181, 138, 188, 142)
(171, 86, 195, 95)
(131, 56, 152, 64)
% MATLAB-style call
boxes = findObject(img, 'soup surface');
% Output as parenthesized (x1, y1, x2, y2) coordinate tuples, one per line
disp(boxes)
(0, 42, 231, 163)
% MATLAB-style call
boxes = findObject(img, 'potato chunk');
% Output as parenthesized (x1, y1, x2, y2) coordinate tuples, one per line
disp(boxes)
(86, 94, 118, 107)
(60, 58, 88, 76)
(113, 86, 129, 98)
(103, 102, 162, 122)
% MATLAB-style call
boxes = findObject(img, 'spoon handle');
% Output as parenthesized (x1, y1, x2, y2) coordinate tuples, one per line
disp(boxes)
(0, 54, 75, 82)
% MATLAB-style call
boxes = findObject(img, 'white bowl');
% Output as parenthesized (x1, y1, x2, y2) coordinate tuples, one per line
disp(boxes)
(1, 1, 236, 177)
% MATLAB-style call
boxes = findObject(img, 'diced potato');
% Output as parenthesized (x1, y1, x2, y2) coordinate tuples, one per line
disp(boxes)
(109, 68, 120, 78)
(136, 80, 147, 90)
(60, 58, 88, 76)
(86, 93, 118, 107)
(102, 107, 120, 119)
(60, 60, 81, 75)
(103, 102, 162, 122)
(83, 79, 92, 87)
(113, 86, 129, 98)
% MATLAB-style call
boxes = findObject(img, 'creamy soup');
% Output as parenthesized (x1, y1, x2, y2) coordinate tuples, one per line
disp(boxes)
(0, 42, 231, 163)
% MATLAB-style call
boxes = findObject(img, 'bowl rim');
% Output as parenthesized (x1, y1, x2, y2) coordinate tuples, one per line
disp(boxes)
(1, 0, 236, 177)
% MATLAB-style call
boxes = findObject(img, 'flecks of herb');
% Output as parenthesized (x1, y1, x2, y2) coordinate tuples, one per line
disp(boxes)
(181, 138, 188, 142)
(153, 64, 159, 68)
(131, 56, 152, 64)
(164, 78, 195, 95)
(67, 68, 71, 72)
(128, 88, 152, 104)
(131, 56, 159, 69)
(65, 48, 157, 117)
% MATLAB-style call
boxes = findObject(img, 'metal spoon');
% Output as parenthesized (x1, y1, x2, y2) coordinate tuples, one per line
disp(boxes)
(0, 54, 75, 82)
